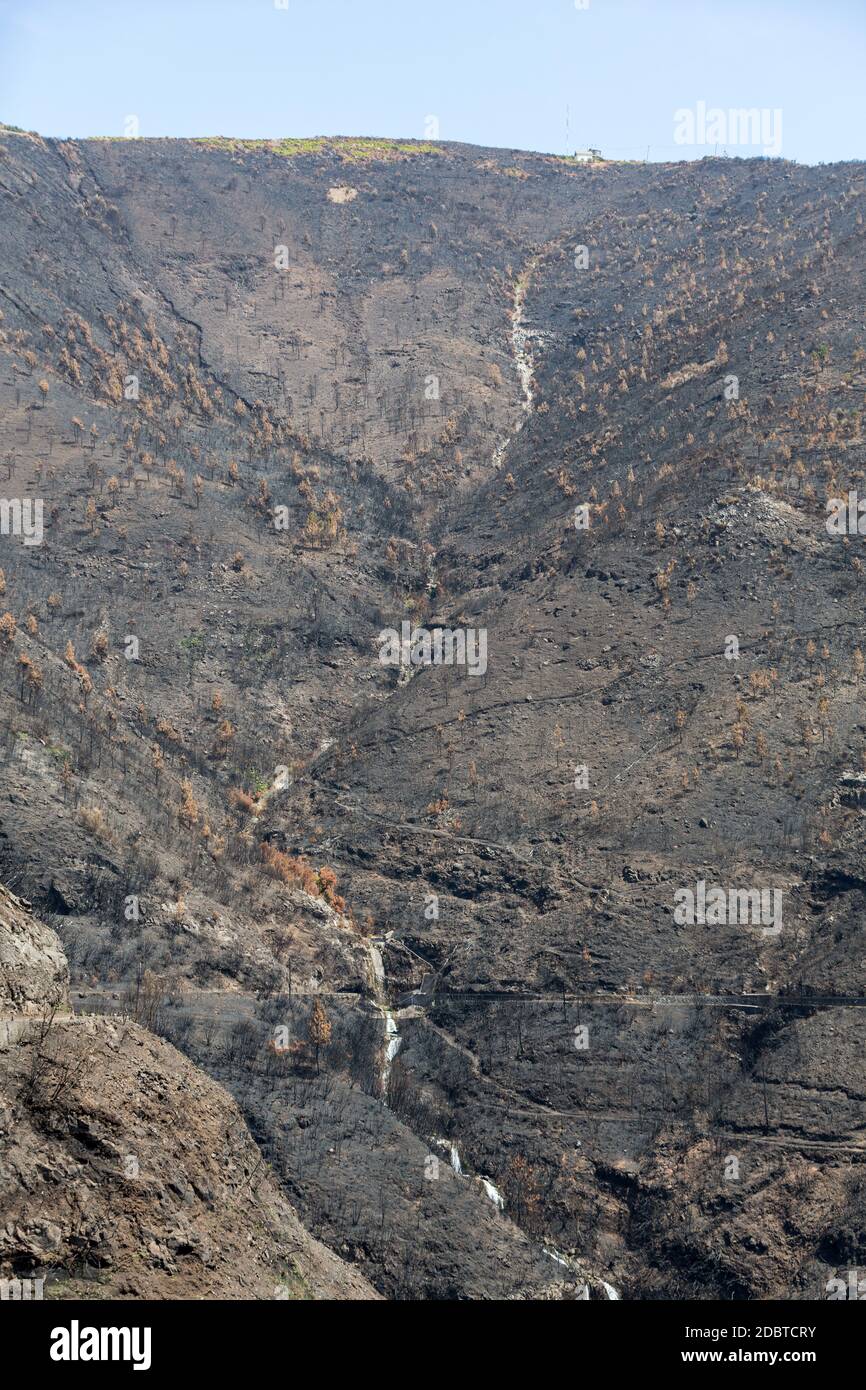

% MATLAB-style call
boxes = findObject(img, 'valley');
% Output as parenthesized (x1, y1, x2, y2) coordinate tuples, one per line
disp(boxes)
(1, 127, 865, 1299)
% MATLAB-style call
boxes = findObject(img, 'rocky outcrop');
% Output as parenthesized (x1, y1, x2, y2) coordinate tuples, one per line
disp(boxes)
(0, 887, 378, 1299)
(0, 885, 68, 1019)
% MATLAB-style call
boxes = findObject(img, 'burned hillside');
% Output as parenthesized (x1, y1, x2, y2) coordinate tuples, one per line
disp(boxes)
(1, 128, 865, 1299)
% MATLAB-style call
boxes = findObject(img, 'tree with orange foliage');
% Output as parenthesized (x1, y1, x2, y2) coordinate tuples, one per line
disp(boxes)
(308, 999, 332, 1074)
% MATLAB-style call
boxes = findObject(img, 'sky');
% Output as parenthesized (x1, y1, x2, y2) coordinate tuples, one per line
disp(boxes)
(0, 0, 864, 163)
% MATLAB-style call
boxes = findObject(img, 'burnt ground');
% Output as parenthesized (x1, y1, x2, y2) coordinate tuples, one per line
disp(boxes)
(1, 128, 865, 1298)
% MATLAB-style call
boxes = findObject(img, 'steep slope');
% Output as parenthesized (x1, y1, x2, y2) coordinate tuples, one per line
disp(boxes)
(0, 883, 379, 1299)
(1, 126, 864, 1297)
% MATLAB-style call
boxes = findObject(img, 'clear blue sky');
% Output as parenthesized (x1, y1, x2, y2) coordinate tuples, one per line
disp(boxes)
(1, 0, 863, 163)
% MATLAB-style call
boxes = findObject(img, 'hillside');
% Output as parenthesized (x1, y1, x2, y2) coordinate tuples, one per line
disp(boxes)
(0, 883, 379, 1299)
(1, 127, 865, 1299)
